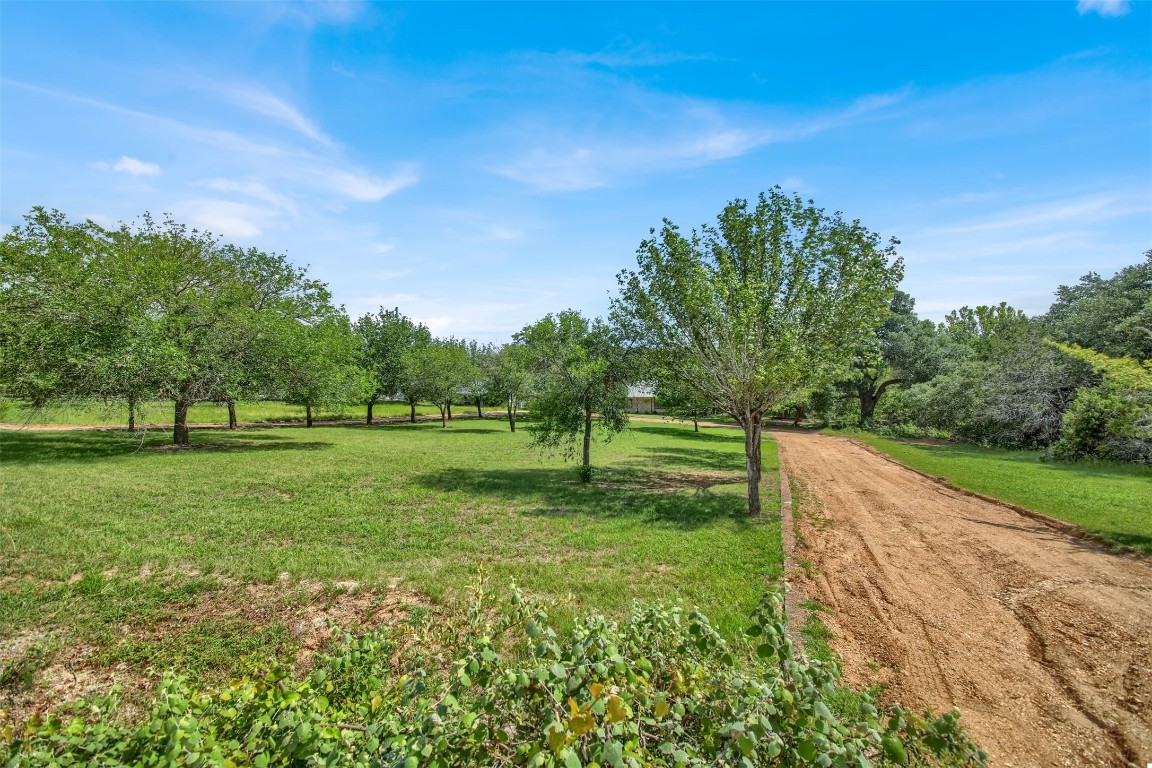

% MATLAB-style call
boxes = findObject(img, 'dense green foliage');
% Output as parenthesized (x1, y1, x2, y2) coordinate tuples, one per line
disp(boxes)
(516, 311, 632, 473)
(353, 309, 431, 424)
(3, 587, 984, 767)
(822, 254, 1151, 464)
(614, 188, 903, 514)
(0, 210, 347, 444)
(834, 431, 1152, 554)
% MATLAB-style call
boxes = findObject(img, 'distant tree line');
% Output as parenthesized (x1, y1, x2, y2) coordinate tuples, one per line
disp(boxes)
(818, 253, 1151, 464)
(0, 192, 908, 517)
(11, 195, 1140, 518)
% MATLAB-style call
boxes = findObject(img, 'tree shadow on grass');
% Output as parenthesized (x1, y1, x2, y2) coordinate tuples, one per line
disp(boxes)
(622, 446, 745, 473)
(626, 424, 743, 444)
(416, 466, 761, 531)
(0, 430, 331, 465)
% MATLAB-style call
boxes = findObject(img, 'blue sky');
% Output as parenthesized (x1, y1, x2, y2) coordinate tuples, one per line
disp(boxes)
(2, 1, 1149, 340)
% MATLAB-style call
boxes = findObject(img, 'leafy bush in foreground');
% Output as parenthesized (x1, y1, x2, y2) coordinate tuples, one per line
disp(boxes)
(2, 585, 986, 767)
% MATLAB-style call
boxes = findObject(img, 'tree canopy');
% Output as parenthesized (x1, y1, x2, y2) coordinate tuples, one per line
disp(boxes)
(614, 189, 903, 514)
(516, 310, 630, 476)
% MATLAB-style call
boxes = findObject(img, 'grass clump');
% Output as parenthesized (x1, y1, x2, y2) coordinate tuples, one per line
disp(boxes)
(2, 586, 985, 767)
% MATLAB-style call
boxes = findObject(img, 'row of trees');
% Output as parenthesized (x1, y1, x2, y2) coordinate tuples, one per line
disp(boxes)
(2, 191, 914, 517)
(826, 254, 1151, 464)
(0, 209, 370, 443)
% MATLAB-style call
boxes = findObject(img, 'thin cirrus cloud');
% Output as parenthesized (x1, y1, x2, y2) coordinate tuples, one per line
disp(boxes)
(91, 155, 162, 177)
(172, 199, 277, 239)
(897, 188, 1151, 316)
(318, 165, 419, 202)
(4, 76, 417, 238)
(213, 82, 333, 146)
(196, 178, 297, 214)
(488, 89, 907, 192)
(1077, 0, 1131, 17)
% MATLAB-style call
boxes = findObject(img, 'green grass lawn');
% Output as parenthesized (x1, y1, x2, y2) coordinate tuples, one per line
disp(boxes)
(0, 398, 452, 427)
(833, 431, 1152, 555)
(0, 418, 780, 691)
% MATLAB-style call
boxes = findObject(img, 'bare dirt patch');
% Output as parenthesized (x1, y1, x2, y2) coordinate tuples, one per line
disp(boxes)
(774, 430, 1152, 767)
(0, 577, 427, 725)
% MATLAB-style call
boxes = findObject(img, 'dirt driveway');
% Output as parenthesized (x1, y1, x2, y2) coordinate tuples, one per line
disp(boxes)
(773, 430, 1152, 768)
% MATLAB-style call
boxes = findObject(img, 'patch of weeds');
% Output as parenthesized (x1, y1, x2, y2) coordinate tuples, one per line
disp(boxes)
(802, 599, 830, 614)
(800, 605, 837, 666)
(795, 556, 817, 580)
(98, 617, 294, 680)
(405, 604, 433, 627)
(0, 645, 54, 694)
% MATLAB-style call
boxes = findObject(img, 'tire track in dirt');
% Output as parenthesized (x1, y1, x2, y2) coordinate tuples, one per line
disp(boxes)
(773, 430, 1152, 768)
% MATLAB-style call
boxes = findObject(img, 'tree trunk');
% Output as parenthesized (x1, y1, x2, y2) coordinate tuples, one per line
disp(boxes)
(693, 417, 699, 433)
(127, 395, 136, 433)
(476, 399, 483, 418)
(440, 405, 447, 428)
(410, 401, 417, 423)
(173, 399, 190, 446)
(859, 387, 878, 423)
(228, 400, 238, 430)
(744, 417, 763, 516)
(447, 401, 453, 420)
(366, 399, 375, 425)
(306, 404, 313, 428)
(508, 397, 516, 432)
(582, 402, 593, 468)
(860, 379, 901, 423)
(793, 404, 803, 427)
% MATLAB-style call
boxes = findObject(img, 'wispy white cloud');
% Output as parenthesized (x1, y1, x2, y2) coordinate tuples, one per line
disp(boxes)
(922, 191, 1149, 236)
(215, 83, 332, 145)
(203, 1, 366, 29)
(195, 178, 297, 214)
(7, 78, 417, 214)
(172, 199, 280, 239)
(490, 89, 905, 192)
(896, 188, 1150, 318)
(551, 41, 716, 69)
(1077, 0, 1131, 17)
(317, 165, 419, 202)
(270, 0, 364, 27)
(91, 155, 162, 176)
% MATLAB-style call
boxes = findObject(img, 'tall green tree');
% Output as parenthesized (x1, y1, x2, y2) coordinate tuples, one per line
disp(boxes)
(842, 291, 948, 423)
(354, 308, 428, 424)
(1044, 252, 1152, 360)
(614, 189, 902, 515)
(489, 343, 534, 432)
(516, 311, 630, 475)
(1, 209, 338, 444)
(464, 340, 499, 417)
(274, 315, 372, 427)
(401, 338, 472, 428)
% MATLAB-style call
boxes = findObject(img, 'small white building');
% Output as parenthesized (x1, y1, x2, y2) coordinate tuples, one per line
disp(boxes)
(627, 384, 657, 414)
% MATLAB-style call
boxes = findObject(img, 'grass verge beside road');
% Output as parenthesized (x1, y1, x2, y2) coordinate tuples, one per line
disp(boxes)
(832, 431, 1152, 555)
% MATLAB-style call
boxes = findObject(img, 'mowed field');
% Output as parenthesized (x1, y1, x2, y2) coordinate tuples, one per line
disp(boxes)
(0, 417, 781, 710)
(832, 432, 1152, 555)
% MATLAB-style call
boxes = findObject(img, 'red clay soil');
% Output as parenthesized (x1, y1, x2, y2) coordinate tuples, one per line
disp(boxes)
(773, 430, 1152, 768)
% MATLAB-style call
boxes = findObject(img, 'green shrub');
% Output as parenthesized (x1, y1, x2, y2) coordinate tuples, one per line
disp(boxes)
(2, 585, 986, 767)
(1051, 386, 1147, 462)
